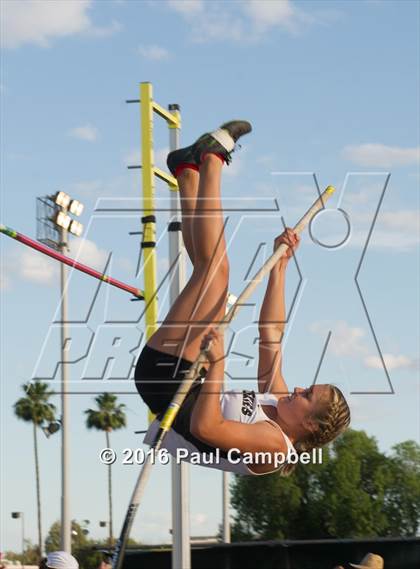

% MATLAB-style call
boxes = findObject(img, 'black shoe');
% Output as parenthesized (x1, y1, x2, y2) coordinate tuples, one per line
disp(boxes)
(219, 120, 253, 143)
(166, 120, 252, 176)
(192, 120, 252, 165)
(166, 144, 196, 177)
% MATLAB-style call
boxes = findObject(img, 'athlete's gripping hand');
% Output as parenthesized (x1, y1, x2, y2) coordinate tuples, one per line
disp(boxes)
(201, 327, 225, 364)
(274, 227, 300, 263)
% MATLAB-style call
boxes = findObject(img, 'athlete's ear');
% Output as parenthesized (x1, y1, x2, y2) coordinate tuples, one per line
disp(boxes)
(302, 416, 318, 435)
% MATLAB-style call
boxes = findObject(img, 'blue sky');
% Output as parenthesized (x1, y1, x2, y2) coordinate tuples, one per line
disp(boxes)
(1, 0, 419, 553)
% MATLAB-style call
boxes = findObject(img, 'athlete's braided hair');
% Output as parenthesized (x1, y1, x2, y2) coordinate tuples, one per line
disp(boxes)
(279, 385, 350, 476)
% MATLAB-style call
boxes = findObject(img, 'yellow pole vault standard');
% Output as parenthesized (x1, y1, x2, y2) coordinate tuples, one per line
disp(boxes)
(140, 83, 180, 343)
(140, 82, 159, 341)
(112, 185, 336, 569)
(139, 83, 180, 428)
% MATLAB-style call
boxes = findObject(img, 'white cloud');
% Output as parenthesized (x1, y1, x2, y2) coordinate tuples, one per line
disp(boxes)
(348, 229, 419, 252)
(364, 353, 418, 371)
(87, 20, 121, 38)
(310, 321, 419, 373)
(2, 238, 109, 288)
(68, 238, 109, 272)
(2, 242, 58, 287)
(167, 0, 205, 15)
(19, 249, 58, 285)
(342, 189, 371, 206)
(166, 0, 312, 43)
(377, 210, 420, 232)
(124, 147, 168, 170)
(309, 320, 368, 357)
(243, 0, 300, 33)
(65, 175, 138, 199)
(138, 44, 170, 61)
(68, 124, 98, 142)
(1, 0, 120, 49)
(342, 144, 420, 168)
(348, 209, 420, 251)
(190, 9, 245, 43)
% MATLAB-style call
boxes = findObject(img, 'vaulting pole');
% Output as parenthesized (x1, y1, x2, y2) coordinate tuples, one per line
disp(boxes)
(0, 225, 144, 298)
(111, 185, 335, 569)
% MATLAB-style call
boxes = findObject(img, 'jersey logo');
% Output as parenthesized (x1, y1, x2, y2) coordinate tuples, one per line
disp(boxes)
(241, 390, 255, 417)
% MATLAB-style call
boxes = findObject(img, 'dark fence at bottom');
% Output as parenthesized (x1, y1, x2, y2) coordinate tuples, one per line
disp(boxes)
(123, 537, 420, 569)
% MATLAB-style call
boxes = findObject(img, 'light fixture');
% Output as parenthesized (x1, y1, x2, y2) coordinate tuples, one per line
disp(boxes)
(42, 420, 61, 438)
(54, 191, 71, 209)
(47, 192, 84, 239)
(99, 521, 107, 527)
(69, 200, 84, 217)
(54, 211, 71, 230)
(69, 220, 83, 237)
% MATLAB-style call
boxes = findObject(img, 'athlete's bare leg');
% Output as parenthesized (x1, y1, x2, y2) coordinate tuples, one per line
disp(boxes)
(147, 154, 229, 362)
(177, 168, 199, 266)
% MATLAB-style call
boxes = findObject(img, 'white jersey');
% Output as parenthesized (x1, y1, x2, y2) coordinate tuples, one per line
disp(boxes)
(143, 389, 296, 476)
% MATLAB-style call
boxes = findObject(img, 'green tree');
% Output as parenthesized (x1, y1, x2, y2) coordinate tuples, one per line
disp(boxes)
(45, 520, 141, 569)
(14, 381, 56, 556)
(45, 520, 101, 569)
(45, 520, 90, 553)
(383, 440, 420, 535)
(318, 430, 389, 537)
(231, 466, 305, 540)
(85, 393, 126, 545)
(5, 540, 41, 565)
(231, 430, 420, 540)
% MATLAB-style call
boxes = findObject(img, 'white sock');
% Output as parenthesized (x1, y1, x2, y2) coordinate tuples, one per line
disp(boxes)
(209, 128, 235, 152)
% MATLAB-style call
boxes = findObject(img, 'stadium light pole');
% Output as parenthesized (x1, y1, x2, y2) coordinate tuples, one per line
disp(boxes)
(222, 474, 231, 543)
(59, 199, 70, 553)
(11, 512, 25, 556)
(39, 191, 84, 553)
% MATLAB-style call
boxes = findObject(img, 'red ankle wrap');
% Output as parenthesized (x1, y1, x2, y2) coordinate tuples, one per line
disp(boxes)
(174, 163, 199, 177)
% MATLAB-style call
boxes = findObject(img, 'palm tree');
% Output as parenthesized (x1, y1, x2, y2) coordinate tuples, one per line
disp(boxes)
(85, 393, 126, 545)
(14, 381, 56, 556)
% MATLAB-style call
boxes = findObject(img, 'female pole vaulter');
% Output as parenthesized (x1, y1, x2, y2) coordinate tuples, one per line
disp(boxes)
(134, 121, 350, 475)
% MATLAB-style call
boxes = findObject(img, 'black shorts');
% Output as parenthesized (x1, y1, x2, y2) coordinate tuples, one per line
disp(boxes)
(134, 344, 220, 454)
(134, 344, 206, 414)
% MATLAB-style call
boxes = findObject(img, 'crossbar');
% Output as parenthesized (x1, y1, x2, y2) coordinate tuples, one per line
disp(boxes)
(0, 225, 144, 299)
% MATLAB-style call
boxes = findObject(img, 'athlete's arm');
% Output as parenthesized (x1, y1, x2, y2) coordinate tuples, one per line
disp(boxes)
(257, 229, 299, 396)
(190, 329, 288, 457)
